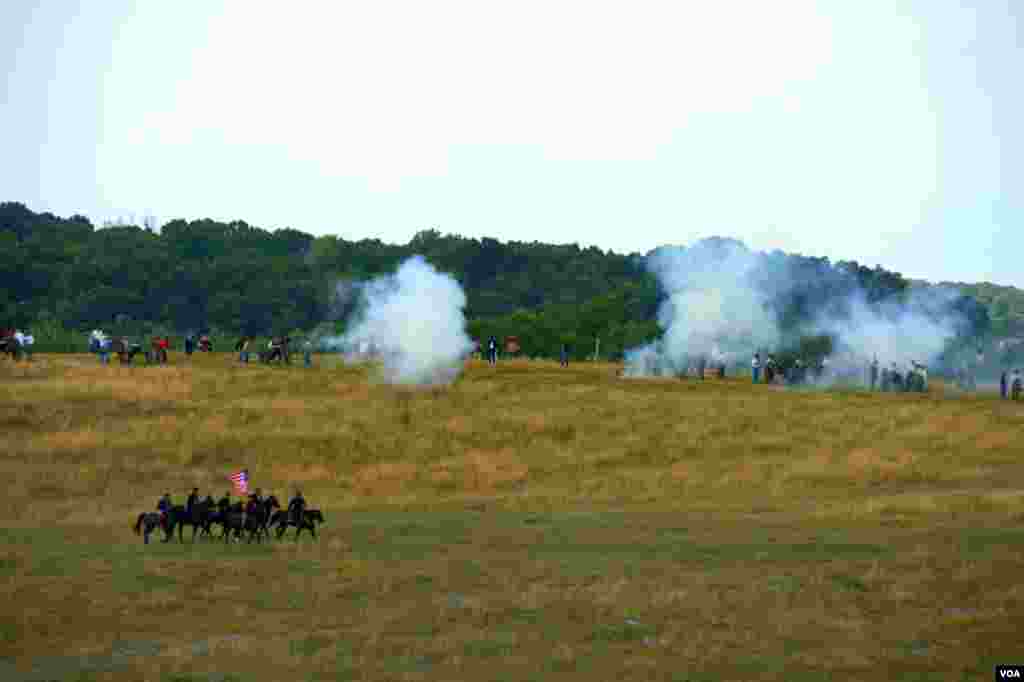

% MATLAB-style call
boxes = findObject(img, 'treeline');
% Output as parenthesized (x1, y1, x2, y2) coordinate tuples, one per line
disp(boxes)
(0, 202, 1004, 360)
(470, 237, 993, 362)
(0, 204, 646, 335)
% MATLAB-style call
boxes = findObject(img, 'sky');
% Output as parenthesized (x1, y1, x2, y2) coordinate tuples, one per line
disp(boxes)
(2, 1, 1021, 287)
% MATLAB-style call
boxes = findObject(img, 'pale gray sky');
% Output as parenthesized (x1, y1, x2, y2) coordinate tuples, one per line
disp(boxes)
(2, 1, 1021, 286)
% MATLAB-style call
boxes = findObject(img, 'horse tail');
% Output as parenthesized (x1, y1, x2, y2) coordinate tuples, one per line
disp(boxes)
(134, 513, 145, 534)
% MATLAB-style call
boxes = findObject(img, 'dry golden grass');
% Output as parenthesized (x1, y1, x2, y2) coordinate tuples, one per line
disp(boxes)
(1, 353, 1023, 681)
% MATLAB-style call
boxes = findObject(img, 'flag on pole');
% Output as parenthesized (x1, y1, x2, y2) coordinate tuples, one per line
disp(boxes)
(230, 469, 249, 495)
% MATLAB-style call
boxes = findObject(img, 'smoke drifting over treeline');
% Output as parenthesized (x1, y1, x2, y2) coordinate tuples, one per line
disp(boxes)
(624, 238, 981, 383)
(320, 256, 474, 386)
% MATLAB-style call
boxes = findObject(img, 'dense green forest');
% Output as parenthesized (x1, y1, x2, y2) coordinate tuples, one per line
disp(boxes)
(0, 202, 1014, 362)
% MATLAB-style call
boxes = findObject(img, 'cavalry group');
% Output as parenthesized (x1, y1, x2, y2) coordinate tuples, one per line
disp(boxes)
(133, 488, 323, 545)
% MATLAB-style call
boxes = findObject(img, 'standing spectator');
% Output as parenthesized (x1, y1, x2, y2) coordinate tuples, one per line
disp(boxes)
(268, 337, 282, 363)
(751, 352, 761, 384)
(12, 329, 25, 361)
(99, 334, 111, 365)
(560, 343, 569, 367)
(765, 354, 776, 384)
(870, 356, 879, 391)
(22, 331, 34, 360)
(185, 334, 195, 356)
(1000, 369, 1008, 400)
(487, 336, 497, 366)
(159, 336, 170, 364)
(236, 336, 251, 364)
(303, 339, 313, 368)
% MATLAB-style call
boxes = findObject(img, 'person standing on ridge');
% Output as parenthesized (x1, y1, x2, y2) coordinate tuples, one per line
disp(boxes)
(303, 339, 313, 368)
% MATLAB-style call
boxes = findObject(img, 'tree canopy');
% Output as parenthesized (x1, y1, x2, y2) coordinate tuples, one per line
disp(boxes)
(0, 202, 1008, 363)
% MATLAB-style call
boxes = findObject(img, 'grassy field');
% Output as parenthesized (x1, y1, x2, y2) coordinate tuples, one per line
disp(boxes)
(1, 353, 1023, 682)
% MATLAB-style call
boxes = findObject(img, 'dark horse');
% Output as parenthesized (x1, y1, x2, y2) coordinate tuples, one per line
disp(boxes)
(161, 500, 215, 543)
(133, 511, 171, 544)
(112, 338, 144, 365)
(272, 508, 325, 540)
(0, 333, 21, 361)
(201, 501, 243, 540)
(220, 496, 280, 544)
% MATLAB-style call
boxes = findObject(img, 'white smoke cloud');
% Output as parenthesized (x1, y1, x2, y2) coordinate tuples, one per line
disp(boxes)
(321, 256, 474, 385)
(624, 238, 972, 386)
(623, 239, 780, 377)
(811, 286, 962, 382)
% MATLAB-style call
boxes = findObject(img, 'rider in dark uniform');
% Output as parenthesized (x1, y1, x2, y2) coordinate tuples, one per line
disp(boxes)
(157, 493, 173, 526)
(288, 490, 306, 525)
(186, 488, 199, 515)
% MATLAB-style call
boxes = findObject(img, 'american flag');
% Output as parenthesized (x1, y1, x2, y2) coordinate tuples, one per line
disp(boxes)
(230, 469, 249, 495)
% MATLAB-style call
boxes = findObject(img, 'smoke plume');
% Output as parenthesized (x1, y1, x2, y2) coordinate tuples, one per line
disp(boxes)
(321, 256, 474, 385)
(624, 238, 972, 385)
(810, 286, 962, 383)
(623, 238, 780, 377)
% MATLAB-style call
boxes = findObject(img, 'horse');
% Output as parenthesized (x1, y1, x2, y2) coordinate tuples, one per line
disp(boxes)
(133, 511, 171, 544)
(202, 501, 244, 540)
(260, 347, 284, 364)
(219, 510, 265, 544)
(162, 500, 214, 543)
(114, 339, 144, 365)
(0, 334, 20, 361)
(219, 496, 279, 544)
(182, 499, 216, 541)
(255, 495, 280, 540)
(273, 508, 325, 541)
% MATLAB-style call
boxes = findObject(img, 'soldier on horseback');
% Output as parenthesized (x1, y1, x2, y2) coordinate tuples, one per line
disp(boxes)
(186, 488, 199, 514)
(287, 490, 306, 525)
(157, 492, 173, 527)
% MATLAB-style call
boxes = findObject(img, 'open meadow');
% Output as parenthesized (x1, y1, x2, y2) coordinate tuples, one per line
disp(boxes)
(1, 353, 1023, 681)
